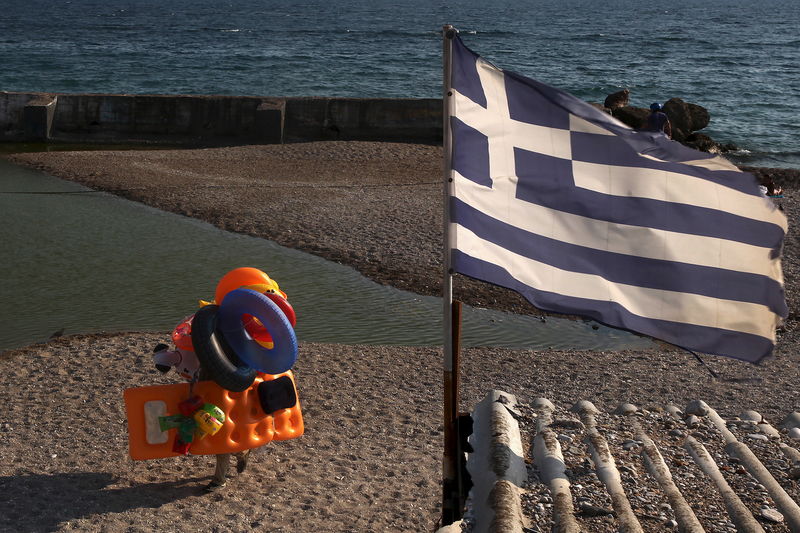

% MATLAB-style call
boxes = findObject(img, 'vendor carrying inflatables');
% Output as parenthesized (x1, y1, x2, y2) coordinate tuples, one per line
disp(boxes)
(123, 267, 304, 493)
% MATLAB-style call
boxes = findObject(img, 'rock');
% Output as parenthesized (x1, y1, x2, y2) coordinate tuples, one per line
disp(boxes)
(612, 105, 649, 129)
(747, 433, 769, 441)
(739, 410, 763, 423)
(623, 440, 640, 451)
(665, 404, 683, 418)
(578, 502, 614, 517)
(613, 403, 638, 416)
(686, 102, 711, 131)
(604, 89, 630, 110)
(532, 397, 555, 411)
(496, 393, 522, 417)
(685, 400, 709, 417)
(781, 411, 800, 429)
(683, 132, 720, 153)
(570, 400, 599, 415)
(665, 519, 678, 528)
(557, 434, 573, 444)
(740, 421, 758, 432)
(685, 415, 700, 428)
(718, 141, 739, 152)
(760, 507, 784, 523)
(590, 102, 612, 114)
(663, 98, 710, 142)
(551, 418, 584, 430)
(757, 423, 780, 438)
(788, 427, 800, 440)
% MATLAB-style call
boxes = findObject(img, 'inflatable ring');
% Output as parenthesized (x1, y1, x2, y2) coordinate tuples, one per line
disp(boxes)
(191, 304, 257, 392)
(266, 292, 296, 327)
(243, 293, 297, 348)
(218, 289, 298, 374)
(171, 315, 194, 351)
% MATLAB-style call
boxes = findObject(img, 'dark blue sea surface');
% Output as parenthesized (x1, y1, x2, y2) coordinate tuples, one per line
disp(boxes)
(1, 0, 797, 167)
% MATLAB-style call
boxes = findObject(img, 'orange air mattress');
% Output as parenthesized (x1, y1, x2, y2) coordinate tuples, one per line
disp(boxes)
(124, 371, 303, 460)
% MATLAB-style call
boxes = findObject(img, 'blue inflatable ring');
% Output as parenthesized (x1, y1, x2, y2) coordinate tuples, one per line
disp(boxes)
(217, 288, 298, 374)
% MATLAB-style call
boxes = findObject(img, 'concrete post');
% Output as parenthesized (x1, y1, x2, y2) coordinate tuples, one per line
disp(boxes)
(23, 95, 57, 141)
(255, 99, 285, 144)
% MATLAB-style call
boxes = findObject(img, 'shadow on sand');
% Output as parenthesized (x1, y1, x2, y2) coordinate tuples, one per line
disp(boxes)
(0, 471, 204, 532)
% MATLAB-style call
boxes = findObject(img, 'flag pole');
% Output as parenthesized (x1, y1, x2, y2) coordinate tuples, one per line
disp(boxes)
(441, 23, 460, 526)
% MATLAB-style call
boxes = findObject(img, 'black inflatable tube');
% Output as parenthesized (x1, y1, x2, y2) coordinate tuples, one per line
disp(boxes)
(191, 304, 256, 392)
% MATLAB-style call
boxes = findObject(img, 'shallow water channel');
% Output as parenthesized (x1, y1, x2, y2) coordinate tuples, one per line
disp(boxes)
(0, 160, 653, 353)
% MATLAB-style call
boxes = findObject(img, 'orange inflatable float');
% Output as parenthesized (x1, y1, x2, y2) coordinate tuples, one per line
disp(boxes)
(214, 266, 286, 304)
(124, 372, 304, 460)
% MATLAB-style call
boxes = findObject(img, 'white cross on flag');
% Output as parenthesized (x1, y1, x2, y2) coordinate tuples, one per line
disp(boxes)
(445, 33, 787, 363)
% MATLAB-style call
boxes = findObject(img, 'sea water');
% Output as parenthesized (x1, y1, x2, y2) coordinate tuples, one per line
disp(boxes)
(0, 0, 797, 168)
(0, 160, 653, 352)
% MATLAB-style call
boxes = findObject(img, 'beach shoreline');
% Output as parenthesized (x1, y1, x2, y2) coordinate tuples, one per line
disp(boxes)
(3, 142, 800, 532)
(8, 142, 799, 319)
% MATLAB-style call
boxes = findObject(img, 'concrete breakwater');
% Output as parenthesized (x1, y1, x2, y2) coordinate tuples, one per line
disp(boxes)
(0, 91, 441, 146)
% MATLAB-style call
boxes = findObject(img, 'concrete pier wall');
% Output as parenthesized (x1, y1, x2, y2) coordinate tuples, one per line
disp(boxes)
(0, 91, 442, 145)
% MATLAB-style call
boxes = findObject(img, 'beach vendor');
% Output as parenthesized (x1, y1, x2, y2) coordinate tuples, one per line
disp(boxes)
(148, 267, 301, 493)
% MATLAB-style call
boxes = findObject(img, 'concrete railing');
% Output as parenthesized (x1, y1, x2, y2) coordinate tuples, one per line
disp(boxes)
(0, 91, 442, 146)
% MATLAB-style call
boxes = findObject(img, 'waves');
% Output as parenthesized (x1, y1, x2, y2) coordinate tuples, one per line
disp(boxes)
(0, 0, 797, 165)
(729, 150, 800, 170)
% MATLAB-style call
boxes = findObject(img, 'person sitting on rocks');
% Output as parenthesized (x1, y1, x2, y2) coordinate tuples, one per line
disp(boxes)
(644, 102, 672, 138)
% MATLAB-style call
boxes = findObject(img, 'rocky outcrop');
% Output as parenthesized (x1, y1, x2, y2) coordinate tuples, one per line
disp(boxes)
(601, 90, 730, 152)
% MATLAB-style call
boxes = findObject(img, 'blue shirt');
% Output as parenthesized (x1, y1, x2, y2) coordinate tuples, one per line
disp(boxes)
(646, 111, 669, 133)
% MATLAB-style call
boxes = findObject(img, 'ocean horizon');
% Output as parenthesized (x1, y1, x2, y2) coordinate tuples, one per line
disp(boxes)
(1, 0, 797, 168)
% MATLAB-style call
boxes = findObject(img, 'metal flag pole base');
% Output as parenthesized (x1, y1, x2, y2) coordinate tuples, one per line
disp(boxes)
(442, 25, 471, 527)
(442, 299, 468, 525)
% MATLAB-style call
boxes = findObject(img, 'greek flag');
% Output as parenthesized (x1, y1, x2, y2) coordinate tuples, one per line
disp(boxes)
(446, 34, 787, 363)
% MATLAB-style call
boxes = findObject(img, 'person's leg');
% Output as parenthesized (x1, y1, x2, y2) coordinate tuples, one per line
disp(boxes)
(205, 453, 231, 492)
(235, 448, 252, 474)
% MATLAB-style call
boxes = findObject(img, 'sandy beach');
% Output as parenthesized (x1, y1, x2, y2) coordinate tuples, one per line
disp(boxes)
(2, 142, 800, 532)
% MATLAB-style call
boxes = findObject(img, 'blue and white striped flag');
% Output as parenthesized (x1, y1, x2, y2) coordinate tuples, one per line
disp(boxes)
(446, 34, 787, 363)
